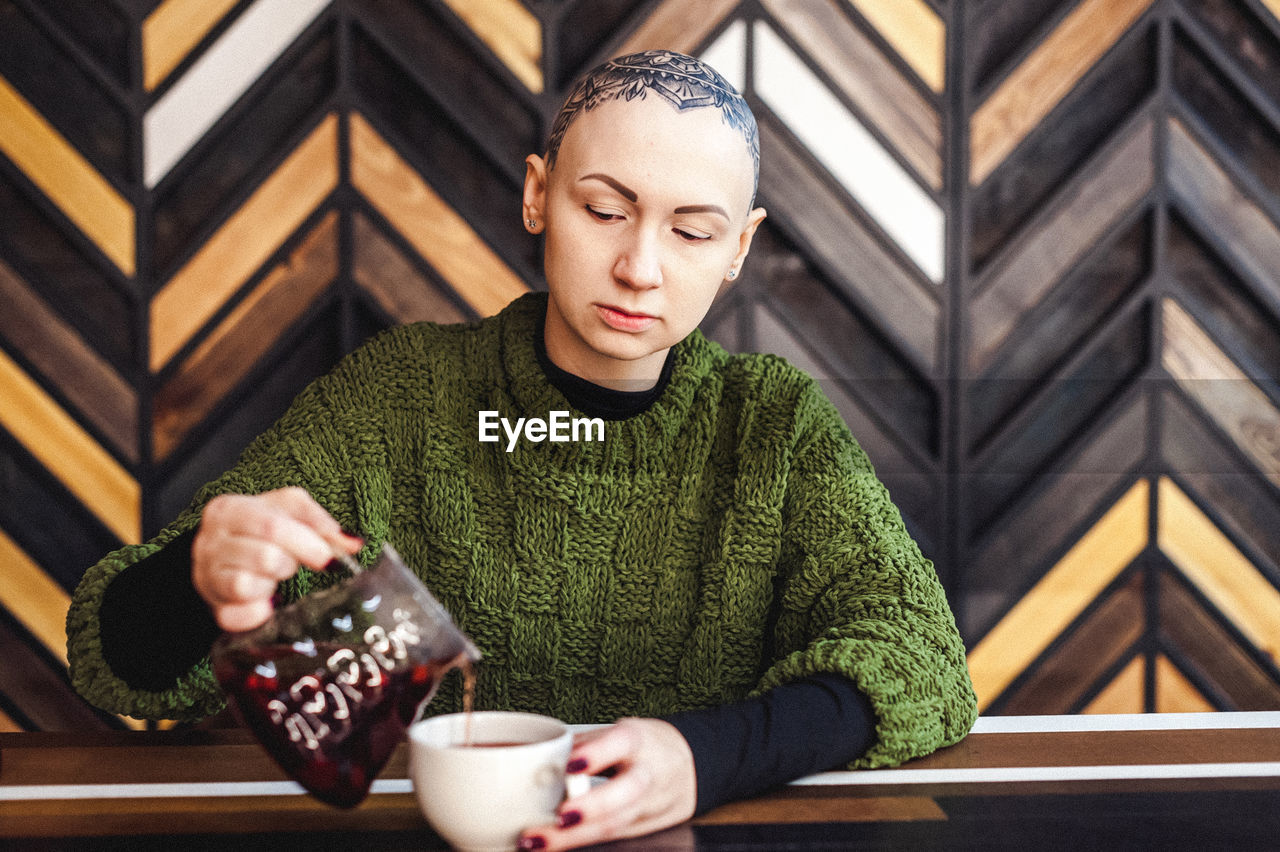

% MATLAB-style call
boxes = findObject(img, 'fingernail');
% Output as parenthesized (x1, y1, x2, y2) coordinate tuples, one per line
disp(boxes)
(557, 810, 582, 829)
(340, 527, 364, 544)
(566, 757, 588, 773)
(517, 836, 546, 850)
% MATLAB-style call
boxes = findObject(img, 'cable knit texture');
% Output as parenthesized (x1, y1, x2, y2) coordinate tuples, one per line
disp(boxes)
(68, 292, 976, 768)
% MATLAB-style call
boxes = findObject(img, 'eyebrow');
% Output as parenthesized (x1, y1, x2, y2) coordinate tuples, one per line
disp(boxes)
(579, 173, 730, 220)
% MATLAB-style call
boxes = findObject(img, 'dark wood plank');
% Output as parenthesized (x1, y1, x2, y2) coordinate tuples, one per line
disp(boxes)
(971, 115, 1153, 373)
(1173, 25, 1280, 207)
(153, 212, 338, 460)
(997, 572, 1144, 715)
(963, 395, 1146, 638)
(352, 212, 469, 326)
(1159, 569, 1280, 711)
(0, 256, 137, 462)
(1168, 118, 1280, 313)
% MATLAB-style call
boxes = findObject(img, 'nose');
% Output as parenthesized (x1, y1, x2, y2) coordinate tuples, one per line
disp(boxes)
(613, 227, 663, 290)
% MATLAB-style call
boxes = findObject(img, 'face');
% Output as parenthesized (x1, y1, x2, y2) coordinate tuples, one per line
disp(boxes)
(523, 95, 766, 389)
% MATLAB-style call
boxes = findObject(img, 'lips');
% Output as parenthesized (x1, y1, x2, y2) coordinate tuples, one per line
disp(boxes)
(595, 304, 657, 332)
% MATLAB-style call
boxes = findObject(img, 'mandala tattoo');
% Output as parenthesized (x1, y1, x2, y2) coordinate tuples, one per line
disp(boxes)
(546, 50, 760, 196)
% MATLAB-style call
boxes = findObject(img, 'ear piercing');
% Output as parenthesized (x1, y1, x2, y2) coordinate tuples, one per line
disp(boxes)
(526, 218, 538, 229)
(726, 269, 738, 280)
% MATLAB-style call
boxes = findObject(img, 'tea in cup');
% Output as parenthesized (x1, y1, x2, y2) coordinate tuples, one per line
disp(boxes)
(410, 711, 583, 852)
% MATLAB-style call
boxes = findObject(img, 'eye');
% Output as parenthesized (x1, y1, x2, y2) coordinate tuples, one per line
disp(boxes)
(586, 205, 623, 222)
(674, 228, 712, 242)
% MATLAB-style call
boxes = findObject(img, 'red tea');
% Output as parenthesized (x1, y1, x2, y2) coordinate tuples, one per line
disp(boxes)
(214, 641, 463, 808)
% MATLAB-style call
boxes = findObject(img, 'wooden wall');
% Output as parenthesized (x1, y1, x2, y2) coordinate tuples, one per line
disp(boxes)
(0, 0, 1277, 729)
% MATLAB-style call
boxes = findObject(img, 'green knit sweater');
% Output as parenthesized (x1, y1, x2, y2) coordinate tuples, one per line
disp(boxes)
(68, 292, 976, 768)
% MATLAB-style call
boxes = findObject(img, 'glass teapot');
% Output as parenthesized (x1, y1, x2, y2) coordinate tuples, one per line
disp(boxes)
(211, 543, 480, 807)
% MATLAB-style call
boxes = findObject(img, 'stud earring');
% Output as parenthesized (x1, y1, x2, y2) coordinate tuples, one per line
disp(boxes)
(726, 269, 738, 280)
(526, 218, 538, 229)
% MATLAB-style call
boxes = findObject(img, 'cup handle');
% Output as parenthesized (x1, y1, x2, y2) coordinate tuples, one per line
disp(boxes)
(565, 772, 593, 800)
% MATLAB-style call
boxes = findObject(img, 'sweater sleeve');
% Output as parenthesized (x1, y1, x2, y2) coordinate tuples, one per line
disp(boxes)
(664, 673, 874, 815)
(66, 340, 395, 721)
(753, 381, 978, 769)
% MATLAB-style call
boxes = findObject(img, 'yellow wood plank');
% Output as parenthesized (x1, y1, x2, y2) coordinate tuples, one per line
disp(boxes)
(439, 0, 542, 93)
(0, 707, 19, 732)
(0, 349, 139, 544)
(151, 113, 339, 372)
(350, 113, 527, 317)
(142, 0, 241, 91)
(1155, 654, 1214, 714)
(1158, 476, 1280, 668)
(845, 0, 945, 93)
(968, 479, 1149, 711)
(1162, 298, 1280, 489)
(0, 529, 71, 666)
(1083, 655, 1144, 715)
(970, 0, 1154, 184)
(0, 75, 134, 276)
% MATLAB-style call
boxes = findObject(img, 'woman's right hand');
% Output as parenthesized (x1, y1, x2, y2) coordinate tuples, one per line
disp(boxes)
(191, 487, 363, 632)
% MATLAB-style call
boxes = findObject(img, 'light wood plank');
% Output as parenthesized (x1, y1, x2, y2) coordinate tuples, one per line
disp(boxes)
(970, 115, 1153, 373)
(1156, 655, 1215, 714)
(153, 213, 339, 459)
(1162, 298, 1280, 489)
(151, 113, 339, 372)
(439, 0, 542, 93)
(1262, 0, 1280, 24)
(970, 0, 1154, 184)
(0, 257, 137, 462)
(1159, 476, 1280, 667)
(0, 350, 139, 544)
(142, 0, 241, 91)
(617, 0, 741, 56)
(968, 479, 1149, 712)
(0, 529, 71, 666)
(0, 76, 134, 276)
(1168, 118, 1280, 309)
(845, 0, 945, 93)
(764, 0, 941, 189)
(758, 122, 938, 369)
(350, 113, 527, 318)
(1084, 656, 1144, 715)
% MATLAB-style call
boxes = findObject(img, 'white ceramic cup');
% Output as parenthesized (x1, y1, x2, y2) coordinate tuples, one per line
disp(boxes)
(409, 711, 579, 852)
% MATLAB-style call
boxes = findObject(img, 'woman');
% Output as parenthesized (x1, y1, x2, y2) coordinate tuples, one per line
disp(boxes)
(69, 51, 976, 851)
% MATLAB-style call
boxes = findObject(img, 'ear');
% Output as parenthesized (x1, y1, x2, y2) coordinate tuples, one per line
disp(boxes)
(725, 206, 767, 281)
(523, 154, 548, 233)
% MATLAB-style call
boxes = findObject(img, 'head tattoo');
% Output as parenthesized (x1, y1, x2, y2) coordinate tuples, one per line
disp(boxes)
(545, 50, 760, 202)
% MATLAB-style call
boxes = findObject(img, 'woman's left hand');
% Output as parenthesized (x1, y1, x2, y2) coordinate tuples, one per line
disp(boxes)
(517, 717, 697, 851)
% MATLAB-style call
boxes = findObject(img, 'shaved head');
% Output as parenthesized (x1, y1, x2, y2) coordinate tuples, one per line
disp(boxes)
(545, 50, 760, 199)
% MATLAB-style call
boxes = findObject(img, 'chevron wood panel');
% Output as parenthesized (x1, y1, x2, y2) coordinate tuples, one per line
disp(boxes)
(1, 0, 1278, 730)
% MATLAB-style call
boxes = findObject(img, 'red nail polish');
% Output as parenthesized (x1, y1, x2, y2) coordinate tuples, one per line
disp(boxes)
(566, 757, 588, 773)
(517, 836, 546, 850)
(557, 810, 582, 829)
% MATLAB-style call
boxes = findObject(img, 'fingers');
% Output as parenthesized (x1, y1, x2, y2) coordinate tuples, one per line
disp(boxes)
(519, 719, 696, 851)
(202, 488, 353, 570)
(192, 487, 363, 631)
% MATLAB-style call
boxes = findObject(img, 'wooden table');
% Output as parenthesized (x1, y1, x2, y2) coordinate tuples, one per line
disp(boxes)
(3, 713, 1278, 850)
